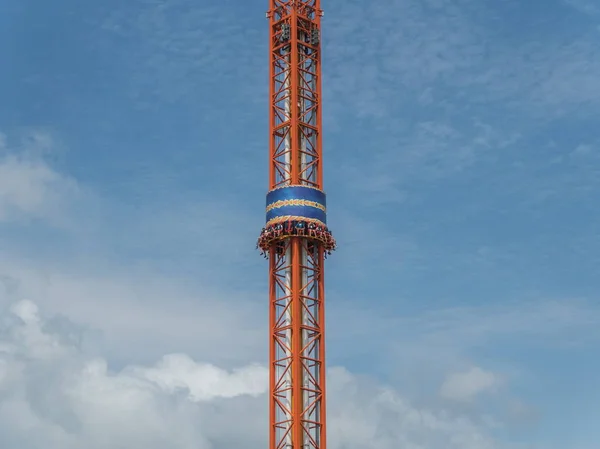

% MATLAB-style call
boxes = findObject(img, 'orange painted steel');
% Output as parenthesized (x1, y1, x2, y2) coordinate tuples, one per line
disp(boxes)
(266, 2, 327, 449)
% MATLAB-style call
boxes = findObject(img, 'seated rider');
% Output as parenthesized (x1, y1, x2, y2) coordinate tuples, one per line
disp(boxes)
(285, 220, 293, 234)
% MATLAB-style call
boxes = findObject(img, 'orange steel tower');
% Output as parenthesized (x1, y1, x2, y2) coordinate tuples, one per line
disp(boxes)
(257, 2, 336, 449)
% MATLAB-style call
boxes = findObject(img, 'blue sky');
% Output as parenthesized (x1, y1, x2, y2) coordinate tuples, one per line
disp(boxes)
(0, 0, 599, 448)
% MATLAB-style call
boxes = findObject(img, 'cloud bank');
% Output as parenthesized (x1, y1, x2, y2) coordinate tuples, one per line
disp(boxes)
(0, 299, 509, 449)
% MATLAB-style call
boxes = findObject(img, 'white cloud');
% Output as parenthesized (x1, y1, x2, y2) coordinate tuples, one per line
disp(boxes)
(2, 249, 597, 413)
(0, 131, 78, 223)
(0, 258, 265, 368)
(440, 367, 500, 402)
(127, 354, 266, 401)
(0, 298, 513, 449)
(327, 367, 503, 449)
(0, 299, 264, 449)
(0, 155, 67, 220)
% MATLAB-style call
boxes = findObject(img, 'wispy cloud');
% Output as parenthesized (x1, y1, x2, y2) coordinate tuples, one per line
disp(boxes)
(323, 0, 487, 120)
(440, 366, 501, 402)
(99, 0, 266, 108)
(334, 118, 520, 206)
(376, 297, 599, 347)
(328, 295, 600, 379)
(322, 0, 600, 211)
(0, 257, 265, 368)
(0, 131, 78, 224)
(562, 0, 600, 16)
(325, 0, 600, 117)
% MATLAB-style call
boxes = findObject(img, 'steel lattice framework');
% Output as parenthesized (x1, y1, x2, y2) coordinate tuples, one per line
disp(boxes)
(259, 2, 331, 449)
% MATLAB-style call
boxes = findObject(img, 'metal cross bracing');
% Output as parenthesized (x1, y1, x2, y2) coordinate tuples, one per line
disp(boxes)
(269, 0, 323, 189)
(265, 2, 328, 449)
(269, 238, 326, 449)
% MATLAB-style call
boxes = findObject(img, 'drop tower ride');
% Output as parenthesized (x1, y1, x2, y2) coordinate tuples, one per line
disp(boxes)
(257, 2, 336, 449)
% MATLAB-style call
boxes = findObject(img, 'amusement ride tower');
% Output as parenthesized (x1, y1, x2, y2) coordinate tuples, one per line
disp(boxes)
(257, 2, 336, 449)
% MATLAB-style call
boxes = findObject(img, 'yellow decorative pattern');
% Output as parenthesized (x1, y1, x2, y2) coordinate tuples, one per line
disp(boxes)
(266, 216, 326, 227)
(266, 199, 326, 213)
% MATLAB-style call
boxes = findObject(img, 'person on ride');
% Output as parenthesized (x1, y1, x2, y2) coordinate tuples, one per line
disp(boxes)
(285, 220, 293, 235)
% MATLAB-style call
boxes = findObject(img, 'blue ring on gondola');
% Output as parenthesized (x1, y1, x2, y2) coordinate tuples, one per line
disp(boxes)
(266, 186, 327, 225)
